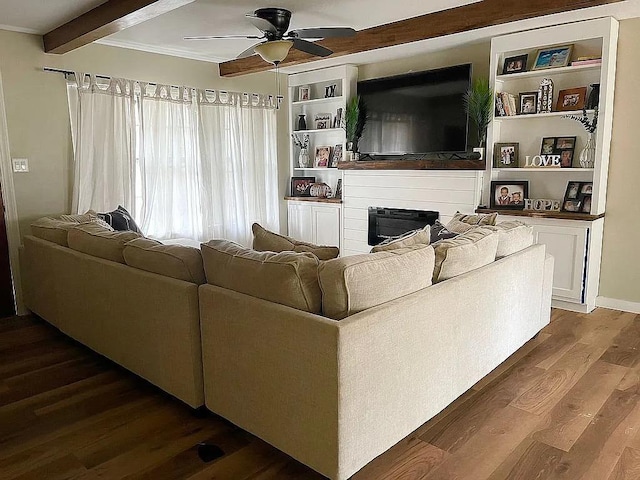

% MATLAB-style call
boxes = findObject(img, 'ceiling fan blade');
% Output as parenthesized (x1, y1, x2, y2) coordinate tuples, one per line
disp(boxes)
(184, 35, 263, 40)
(289, 27, 356, 39)
(246, 14, 277, 34)
(236, 42, 263, 59)
(292, 38, 333, 57)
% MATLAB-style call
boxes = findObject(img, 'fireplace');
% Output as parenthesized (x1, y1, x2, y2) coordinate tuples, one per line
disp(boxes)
(368, 207, 439, 246)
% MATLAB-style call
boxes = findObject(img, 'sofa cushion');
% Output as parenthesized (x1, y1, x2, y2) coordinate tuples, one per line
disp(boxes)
(96, 205, 142, 234)
(252, 223, 339, 261)
(201, 239, 322, 313)
(485, 221, 534, 258)
(67, 223, 141, 263)
(31, 218, 82, 247)
(451, 212, 498, 227)
(123, 238, 206, 284)
(370, 225, 431, 253)
(318, 244, 435, 320)
(432, 228, 498, 283)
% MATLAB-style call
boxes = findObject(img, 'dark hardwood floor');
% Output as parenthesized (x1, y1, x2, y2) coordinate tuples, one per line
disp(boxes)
(1, 309, 639, 479)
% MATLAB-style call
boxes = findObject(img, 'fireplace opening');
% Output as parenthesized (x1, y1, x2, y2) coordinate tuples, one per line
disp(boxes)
(368, 207, 439, 246)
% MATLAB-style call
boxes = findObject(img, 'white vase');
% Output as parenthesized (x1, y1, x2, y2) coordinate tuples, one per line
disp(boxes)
(298, 148, 310, 168)
(579, 132, 596, 168)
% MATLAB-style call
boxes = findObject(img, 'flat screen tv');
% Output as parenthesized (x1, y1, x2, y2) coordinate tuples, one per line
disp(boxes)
(357, 64, 471, 156)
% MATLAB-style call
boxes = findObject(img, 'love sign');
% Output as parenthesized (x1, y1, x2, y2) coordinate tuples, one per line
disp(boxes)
(524, 155, 561, 167)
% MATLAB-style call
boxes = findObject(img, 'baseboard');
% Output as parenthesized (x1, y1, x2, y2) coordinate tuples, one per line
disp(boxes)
(596, 296, 640, 314)
(552, 299, 590, 313)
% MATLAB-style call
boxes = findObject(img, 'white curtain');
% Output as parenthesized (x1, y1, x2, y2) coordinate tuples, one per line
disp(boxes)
(67, 75, 279, 245)
(67, 75, 136, 214)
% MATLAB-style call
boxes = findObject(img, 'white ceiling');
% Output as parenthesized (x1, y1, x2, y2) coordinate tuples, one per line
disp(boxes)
(2, 0, 640, 71)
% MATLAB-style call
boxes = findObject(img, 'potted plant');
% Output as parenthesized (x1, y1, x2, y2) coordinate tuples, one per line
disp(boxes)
(344, 96, 367, 160)
(463, 78, 493, 152)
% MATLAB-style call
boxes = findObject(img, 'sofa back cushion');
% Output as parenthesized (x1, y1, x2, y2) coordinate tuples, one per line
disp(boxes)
(318, 244, 435, 320)
(67, 223, 141, 263)
(432, 228, 498, 283)
(486, 221, 534, 258)
(31, 217, 82, 247)
(252, 223, 339, 261)
(123, 238, 206, 284)
(201, 240, 322, 313)
(370, 225, 431, 253)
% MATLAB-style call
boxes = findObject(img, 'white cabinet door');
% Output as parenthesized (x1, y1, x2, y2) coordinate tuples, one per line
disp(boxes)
(287, 203, 313, 243)
(312, 205, 340, 247)
(532, 224, 588, 302)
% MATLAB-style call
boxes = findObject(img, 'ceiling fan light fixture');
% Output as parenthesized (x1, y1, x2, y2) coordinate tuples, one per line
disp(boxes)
(254, 40, 293, 64)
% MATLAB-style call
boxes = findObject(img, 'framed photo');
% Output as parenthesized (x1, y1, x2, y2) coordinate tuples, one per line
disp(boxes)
(493, 142, 519, 168)
(298, 85, 310, 102)
(519, 92, 538, 114)
(314, 113, 332, 130)
(562, 181, 593, 213)
(490, 181, 529, 209)
(330, 144, 343, 167)
(556, 87, 587, 111)
(334, 178, 342, 199)
(314, 145, 332, 168)
(502, 54, 528, 75)
(540, 136, 576, 167)
(290, 176, 315, 197)
(532, 44, 574, 70)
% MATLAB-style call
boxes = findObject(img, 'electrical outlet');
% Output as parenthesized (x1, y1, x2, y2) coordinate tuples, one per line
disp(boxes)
(12, 158, 29, 173)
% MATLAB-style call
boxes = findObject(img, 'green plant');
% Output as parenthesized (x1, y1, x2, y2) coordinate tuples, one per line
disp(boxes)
(464, 78, 493, 148)
(344, 95, 367, 150)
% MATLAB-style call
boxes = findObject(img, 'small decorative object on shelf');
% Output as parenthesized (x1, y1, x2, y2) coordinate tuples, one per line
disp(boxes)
(330, 144, 343, 167)
(556, 87, 587, 111)
(562, 107, 598, 168)
(537, 78, 553, 113)
(464, 78, 492, 147)
(292, 133, 310, 168)
(524, 154, 561, 168)
(314, 113, 332, 130)
(586, 83, 600, 109)
(334, 178, 342, 199)
(519, 92, 538, 114)
(297, 114, 307, 131)
(291, 176, 315, 197)
(309, 182, 332, 198)
(344, 95, 367, 157)
(495, 92, 517, 116)
(314, 145, 332, 168)
(490, 181, 529, 209)
(332, 107, 343, 128)
(298, 85, 310, 101)
(493, 142, 519, 168)
(524, 198, 561, 211)
(540, 136, 577, 168)
(532, 44, 573, 70)
(502, 54, 528, 74)
(324, 84, 337, 98)
(571, 55, 602, 67)
(561, 181, 593, 213)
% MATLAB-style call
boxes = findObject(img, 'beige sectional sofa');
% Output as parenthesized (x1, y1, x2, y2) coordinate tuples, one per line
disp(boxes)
(21, 218, 205, 408)
(198, 219, 554, 480)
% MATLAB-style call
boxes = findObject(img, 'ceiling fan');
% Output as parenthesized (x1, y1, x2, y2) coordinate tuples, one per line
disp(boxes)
(184, 7, 356, 64)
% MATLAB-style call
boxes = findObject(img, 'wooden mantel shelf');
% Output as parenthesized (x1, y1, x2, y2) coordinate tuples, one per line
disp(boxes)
(337, 158, 485, 171)
(476, 208, 605, 221)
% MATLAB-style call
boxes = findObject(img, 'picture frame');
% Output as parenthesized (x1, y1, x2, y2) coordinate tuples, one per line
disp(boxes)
(314, 145, 332, 168)
(314, 113, 332, 130)
(334, 178, 342, 199)
(561, 181, 593, 213)
(532, 44, 574, 70)
(290, 176, 315, 197)
(519, 92, 538, 115)
(490, 181, 529, 209)
(298, 85, 310, 102)
(330, 144, 343, 167)
(502, 54, 528, 75)
(493, 142, 519, 168)
(556, 87, 588, 112)
(540, 136, 576, 168)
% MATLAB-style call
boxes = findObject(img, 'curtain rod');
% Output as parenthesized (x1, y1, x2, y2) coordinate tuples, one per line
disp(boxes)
(42, 67, 284, 105)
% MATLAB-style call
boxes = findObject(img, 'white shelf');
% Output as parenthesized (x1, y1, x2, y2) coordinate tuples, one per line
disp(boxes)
(495, 109, 595, 120)
(495, 63, 601, 82)
(293, 128, 344, 134)
(293, 168, 340, 171)
(292, 96, 344, 106)
(494, 168, 594, 172)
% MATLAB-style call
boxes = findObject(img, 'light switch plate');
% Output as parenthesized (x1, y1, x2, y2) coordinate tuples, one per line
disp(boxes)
(12, 158, 28, 173)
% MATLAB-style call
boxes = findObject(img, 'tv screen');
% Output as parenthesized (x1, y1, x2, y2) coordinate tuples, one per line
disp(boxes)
(357, 64, 471, 156)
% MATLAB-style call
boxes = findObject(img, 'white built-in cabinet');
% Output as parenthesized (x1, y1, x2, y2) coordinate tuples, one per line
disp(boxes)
(287, 201, 341, 248)
(486, 18, 618, 312)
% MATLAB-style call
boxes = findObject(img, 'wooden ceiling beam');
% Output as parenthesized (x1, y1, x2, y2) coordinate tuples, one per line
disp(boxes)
(43, 0, 195, 54)
(219, 0, 623, 77)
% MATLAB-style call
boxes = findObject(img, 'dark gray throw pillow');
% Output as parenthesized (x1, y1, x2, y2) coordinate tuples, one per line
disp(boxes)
(97, 205, 142, 234)
(430, 220, 459, 244)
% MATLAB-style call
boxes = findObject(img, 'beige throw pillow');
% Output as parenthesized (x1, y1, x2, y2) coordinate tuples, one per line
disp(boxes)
(318, 244, 435, 320)
(447, 212, 498, 232)
(432, 227, 498, 283)
(485, 221, 534, 258)
(201, 239, 322, 313)
(252, 223, 339, 261)
(370, 225, 431, 252)
(123, 238, 206, 284)
(67, 223, 141, 263)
